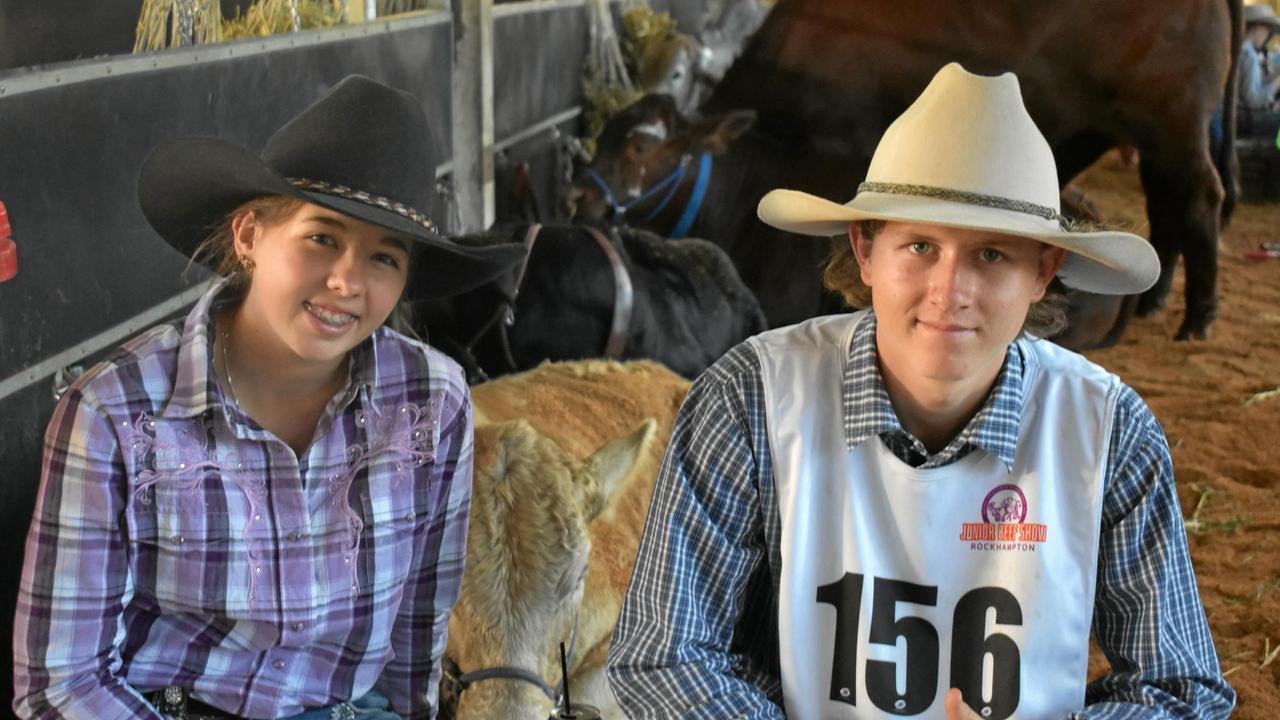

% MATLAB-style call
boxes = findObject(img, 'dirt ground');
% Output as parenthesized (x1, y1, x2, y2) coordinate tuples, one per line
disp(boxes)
(1074, 152, 1280, 717)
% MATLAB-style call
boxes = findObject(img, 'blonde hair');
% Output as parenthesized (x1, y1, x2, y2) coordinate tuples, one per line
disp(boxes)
(189, 195, 420, 336)
(823, 219, 1069, 338)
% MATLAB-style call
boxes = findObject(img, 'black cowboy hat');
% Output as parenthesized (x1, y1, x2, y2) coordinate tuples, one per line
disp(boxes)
(138, 74, 526, 300)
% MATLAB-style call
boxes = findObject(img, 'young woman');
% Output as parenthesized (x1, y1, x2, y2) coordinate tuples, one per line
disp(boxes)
(12, 76, 525, 720)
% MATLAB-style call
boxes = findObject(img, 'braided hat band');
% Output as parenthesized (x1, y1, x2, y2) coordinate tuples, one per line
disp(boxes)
(856, 182, 1064, 226)
(288, 178, 437, 231)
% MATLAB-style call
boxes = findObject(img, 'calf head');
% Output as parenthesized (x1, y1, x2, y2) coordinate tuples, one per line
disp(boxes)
(567, 93, 755, 230)
(638, 32, 702, 113)
(445, 418, 656, 719)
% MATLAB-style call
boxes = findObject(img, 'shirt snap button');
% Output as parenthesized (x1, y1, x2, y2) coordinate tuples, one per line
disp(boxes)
(271, 659, 286, 670)
(403, 511, 416, 522)
(291, 622, 305, 632)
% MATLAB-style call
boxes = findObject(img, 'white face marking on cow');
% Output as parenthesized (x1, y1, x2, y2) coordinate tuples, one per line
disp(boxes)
(627, 121, 668, 143)
(623, 123, 667, 198)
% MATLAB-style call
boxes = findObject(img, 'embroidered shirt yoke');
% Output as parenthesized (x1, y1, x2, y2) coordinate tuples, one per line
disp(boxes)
(13, 282, 473, 720)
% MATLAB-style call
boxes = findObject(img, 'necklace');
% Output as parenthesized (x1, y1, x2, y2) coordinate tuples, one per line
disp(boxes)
(217, 313, 351, 412)
(219, 317, 241, 407)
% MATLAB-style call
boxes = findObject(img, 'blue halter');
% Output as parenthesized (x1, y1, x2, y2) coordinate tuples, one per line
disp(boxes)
(584, 151, 712, 238)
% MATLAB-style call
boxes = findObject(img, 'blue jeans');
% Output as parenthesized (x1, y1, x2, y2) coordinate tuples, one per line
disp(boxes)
(281, 688, 401, 720)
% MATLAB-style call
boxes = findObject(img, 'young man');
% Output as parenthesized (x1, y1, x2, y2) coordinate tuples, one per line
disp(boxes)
(1238, 3, 1280, 144)
(607, 63, 1235, 719)
(1240, 3, 1280, 112)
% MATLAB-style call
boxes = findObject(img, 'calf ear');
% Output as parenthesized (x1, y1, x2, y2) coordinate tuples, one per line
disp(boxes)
(694, 110, 756, 154)
(583, 419, 658, 521)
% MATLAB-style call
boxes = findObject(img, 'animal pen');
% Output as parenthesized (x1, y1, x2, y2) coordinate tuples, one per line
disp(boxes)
(2, 1, 1279, 717)
(0, 0, 704, 710)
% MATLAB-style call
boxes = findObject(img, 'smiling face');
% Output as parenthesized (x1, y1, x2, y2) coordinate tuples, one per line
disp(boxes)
(232, 202, 412, 372)
(852, 221, 1065, 397)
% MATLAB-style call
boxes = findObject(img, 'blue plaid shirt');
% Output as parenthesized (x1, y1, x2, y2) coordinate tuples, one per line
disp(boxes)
(608, 313, 1234, 719)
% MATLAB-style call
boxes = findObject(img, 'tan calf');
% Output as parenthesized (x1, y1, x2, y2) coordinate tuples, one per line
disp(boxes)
(443, 360, 690, 720)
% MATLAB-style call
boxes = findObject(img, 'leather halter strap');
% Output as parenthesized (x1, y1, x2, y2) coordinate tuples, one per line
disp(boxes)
(460, 223, 542, 380)
(439, 608, 581, 714)
(581, 226, 634, 359)
(440, 657, 558, 703)
(460, 224, 632, 380)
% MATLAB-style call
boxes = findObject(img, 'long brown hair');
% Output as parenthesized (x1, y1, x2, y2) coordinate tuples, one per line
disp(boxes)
(191, 195, 305, 296)
(823, 220, 1069, 338)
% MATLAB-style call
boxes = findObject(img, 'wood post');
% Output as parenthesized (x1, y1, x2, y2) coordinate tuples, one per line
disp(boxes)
(449, 0, 495, 233)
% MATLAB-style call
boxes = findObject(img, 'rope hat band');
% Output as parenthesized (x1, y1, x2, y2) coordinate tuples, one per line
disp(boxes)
(856, 182, 1064, 225)
(288, 178, 436, 231)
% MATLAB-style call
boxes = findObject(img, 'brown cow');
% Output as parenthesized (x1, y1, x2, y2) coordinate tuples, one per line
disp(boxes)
(441, 360, 690, 720)
(572, 0, 1242, 340)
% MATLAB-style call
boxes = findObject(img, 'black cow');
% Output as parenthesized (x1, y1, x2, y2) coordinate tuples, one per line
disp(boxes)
(414, 223, 768, 381)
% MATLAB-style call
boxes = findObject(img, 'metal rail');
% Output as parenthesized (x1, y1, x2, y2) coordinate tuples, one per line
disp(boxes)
(0, 0, 595, 401)
(0, 0, 591, 99)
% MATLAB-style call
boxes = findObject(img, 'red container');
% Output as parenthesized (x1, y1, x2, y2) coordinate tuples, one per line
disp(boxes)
(0, 201, 16, 282)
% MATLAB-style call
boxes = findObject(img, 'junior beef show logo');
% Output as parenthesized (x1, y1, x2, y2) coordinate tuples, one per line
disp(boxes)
(958, 484, 1047, 552)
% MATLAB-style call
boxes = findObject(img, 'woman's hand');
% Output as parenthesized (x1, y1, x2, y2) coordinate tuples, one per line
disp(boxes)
(944, 688, 983, 720)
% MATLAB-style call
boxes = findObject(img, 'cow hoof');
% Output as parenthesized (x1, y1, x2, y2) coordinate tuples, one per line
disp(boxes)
(1174, 323, 1211, 341)
(1135, 295, 1166, 318)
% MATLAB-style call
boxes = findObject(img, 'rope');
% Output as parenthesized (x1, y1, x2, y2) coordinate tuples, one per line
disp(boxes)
(857, 181, 1065, 225)
(586, 0, 635, 91)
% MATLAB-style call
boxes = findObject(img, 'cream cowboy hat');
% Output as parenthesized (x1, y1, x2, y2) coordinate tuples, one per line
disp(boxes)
(1245, 3, 1280, 30)
(757, 62, 1159, 295)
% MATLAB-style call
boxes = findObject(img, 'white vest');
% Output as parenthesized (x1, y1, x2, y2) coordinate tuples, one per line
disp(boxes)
(751, 313, 1117, 720)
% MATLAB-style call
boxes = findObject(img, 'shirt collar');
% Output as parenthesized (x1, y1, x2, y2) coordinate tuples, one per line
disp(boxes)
(162, 278, 382, 419)
(162, 278, 234, 419)
(841, 311, 1026, 471)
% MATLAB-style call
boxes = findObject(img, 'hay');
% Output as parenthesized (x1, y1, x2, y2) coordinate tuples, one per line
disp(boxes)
(1262, 638, 1280, 670)
(622, 4, 702, 94)
(222, 0, 348, 40)
(1245, 385, 1280, 406)
(135, 0, 355, 49)
(377, 0, 432, 16)
(580, 81, 644, 156)
(134, 0, 223, 52)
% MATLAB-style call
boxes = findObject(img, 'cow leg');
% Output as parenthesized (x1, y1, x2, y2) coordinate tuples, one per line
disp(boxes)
(1135, 148, 1222, 339)
(1054, 130, 1114, 185)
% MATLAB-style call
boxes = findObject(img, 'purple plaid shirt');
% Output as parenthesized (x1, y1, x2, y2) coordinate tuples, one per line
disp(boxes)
(13, 281, 473, 719)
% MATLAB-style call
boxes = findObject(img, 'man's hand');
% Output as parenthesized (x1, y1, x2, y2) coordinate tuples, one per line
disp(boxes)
(945, 688, 983, 720)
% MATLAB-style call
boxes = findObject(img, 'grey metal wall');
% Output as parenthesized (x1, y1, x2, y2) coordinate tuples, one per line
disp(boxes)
(0, 2, 593, 709)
